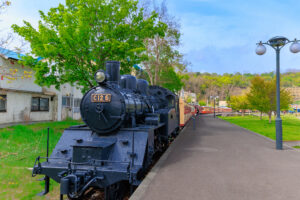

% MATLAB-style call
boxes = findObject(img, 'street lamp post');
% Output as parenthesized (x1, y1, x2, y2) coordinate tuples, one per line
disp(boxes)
(214, 98, 215, 118)
(210, 96, 219, 118)
(256, 36, 300, 150)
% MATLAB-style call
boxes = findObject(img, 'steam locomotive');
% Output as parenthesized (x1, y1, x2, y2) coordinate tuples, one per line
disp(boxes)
(32, 61, 181, 200)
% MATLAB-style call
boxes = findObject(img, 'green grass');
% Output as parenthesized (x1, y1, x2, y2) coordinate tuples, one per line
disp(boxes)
(0, 120, 82, 200)
(293, 100, 300, 104)
(219, 115, 300, 141)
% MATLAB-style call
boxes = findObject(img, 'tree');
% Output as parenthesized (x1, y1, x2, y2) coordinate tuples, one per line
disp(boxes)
(247, 76, 292, 123)
(228, 95, 249, 116)
(246, 76, 269, 119)
(186, 96, 192, 103)
(160, 67, 184, 92)
(198, 100, 206, 106)
(142, 0, 186, 92)
(12, 0, 166, 92)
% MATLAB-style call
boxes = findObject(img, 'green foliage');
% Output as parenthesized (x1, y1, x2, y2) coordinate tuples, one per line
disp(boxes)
(186, 96, 192, 103)
(160, 67, 184, 92)
(12, 0, 166, 92)
(184, 72, 252, 101)
(228, 95, 249, 113)
(247, 76, 293, 122)
(246, 76, 270, 113)
(198, 100, 206, 106)
(184, 71, 300, 102)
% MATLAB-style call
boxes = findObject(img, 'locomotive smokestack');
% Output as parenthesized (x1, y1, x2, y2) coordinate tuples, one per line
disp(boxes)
(106, 61, 120, 84)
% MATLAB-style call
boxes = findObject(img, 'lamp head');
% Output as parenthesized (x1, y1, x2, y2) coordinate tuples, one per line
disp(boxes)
(94, 70, 106, 84)
(290, 39, 300, 53)
(268, 36, 288, 47)
(255, 41, 266, 55)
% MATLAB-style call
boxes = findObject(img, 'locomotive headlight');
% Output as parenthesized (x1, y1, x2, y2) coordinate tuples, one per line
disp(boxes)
(94, 70, 106, 83)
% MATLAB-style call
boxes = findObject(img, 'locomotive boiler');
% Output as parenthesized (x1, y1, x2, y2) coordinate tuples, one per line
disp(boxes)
(33, 61, 179, 200)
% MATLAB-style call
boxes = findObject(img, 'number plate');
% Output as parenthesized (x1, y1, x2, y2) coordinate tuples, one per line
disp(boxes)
(91, 94, 111, 103)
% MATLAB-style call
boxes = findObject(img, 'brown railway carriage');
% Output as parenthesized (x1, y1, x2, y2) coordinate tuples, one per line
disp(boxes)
(179, 98, 195, 127)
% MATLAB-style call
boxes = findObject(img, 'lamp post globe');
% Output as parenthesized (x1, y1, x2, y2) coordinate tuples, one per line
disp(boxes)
(255, 43, 266, 55)
(290, 40, 300, 53)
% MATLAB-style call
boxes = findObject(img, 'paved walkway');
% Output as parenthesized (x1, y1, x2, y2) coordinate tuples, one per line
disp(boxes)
(131, 115, 300, 200)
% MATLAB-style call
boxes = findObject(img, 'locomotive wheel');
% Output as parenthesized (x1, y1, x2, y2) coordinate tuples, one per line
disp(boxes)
(105, 181, 129, 200)
(68, 187, 104, 200)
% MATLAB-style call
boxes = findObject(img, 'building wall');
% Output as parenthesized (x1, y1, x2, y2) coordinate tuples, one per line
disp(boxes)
(0, 55, 83, 124)
(49, 84, 82, 120)
(219, 101, 228, 107)
(0, 91, 54, 123)
(0, 58, 42, 93)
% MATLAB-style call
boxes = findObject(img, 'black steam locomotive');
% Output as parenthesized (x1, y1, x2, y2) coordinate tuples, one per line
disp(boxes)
(33, 61, 180, 199)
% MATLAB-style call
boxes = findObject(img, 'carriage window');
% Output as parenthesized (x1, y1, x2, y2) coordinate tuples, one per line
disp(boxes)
(0, 95, 6, 112)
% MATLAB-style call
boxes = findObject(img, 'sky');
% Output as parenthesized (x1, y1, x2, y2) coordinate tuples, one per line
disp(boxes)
(1, 0, 300, 74)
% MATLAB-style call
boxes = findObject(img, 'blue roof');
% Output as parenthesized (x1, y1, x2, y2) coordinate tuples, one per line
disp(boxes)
(133, 64, 141, 70)
(0, 47, 43, 61)
(0, 47, 25, 60)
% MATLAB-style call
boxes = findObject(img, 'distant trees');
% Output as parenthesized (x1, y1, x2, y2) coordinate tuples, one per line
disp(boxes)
(184, 71, 299, 104)
(183, 72, 251, 101)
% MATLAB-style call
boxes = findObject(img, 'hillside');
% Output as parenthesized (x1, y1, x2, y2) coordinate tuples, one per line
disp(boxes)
(183, 72, 300, 102)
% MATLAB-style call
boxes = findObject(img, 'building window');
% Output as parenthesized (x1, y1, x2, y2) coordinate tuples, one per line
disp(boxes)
(73, 98, 81, 113)
(62, 96, 81, 113)
(62, 96, 71, 107)
(31, 97, 49, 111)
(0, 95, 6, 112)
(74, 98, 81, 108)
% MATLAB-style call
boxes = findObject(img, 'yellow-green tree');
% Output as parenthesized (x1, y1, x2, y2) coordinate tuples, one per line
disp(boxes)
(247, 76, 292, 123)
(228, 95, 249, 116)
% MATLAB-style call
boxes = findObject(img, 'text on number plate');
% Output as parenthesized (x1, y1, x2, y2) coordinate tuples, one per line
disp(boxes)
(91, 94, 112, 102)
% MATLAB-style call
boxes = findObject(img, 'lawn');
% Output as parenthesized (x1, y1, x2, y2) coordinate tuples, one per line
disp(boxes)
(0, 120, 82, 200)
(219, 115, 300, 141)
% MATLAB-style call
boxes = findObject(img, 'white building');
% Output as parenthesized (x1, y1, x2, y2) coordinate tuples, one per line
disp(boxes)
(0, 48, 83, 124)
(219, 101, 228, 107)
(179, 89, 197, 103)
